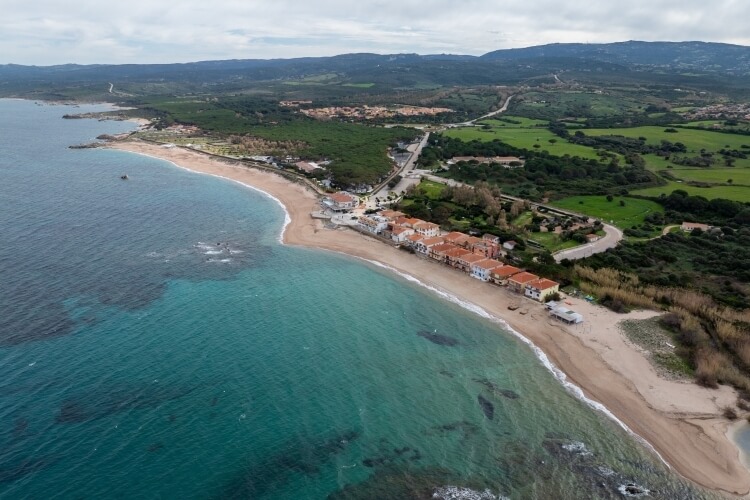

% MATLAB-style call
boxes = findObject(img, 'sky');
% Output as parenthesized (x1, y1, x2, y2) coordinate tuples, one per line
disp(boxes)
(3, 0, 749, 65)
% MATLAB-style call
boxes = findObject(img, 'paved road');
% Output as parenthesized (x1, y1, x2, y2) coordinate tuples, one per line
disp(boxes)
(552, 224, 623, 262)
(371, 132, 430, 198)
(448, 95, 514, 127)
(421, 174, 624, 261)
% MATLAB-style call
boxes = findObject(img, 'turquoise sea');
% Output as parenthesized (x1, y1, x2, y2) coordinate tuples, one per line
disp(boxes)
(0, 99, 717, 499)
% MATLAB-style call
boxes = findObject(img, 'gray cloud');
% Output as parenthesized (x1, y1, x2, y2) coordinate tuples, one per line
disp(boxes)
(1, 0, 749, 64)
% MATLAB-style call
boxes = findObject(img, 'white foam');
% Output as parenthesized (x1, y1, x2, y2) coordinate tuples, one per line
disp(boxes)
(204, 250, 223, 255)
(432, 486, 504, 500)
(562, 441, 592, 456)
(208, 258, 232, 263)
(360, 258, 671, 470)
(120, 147, 669, 470)
(119, 150, 291, 244)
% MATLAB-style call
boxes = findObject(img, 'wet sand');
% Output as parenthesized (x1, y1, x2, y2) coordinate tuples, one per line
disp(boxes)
(109, 140, 750, 496)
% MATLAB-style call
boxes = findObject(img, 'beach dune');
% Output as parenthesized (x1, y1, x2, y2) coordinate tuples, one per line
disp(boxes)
(109, 140, 750, 497)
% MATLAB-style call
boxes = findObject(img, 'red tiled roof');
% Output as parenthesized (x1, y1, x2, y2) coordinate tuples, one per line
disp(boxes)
(527, 278, 559, 290)
(473, 258, 503, 271)
(430, 243, 457, 254)
(419, 237, 445, 246)
(392, 226, 414, 235)
(329, 192, 356, 203)
(508, 272, 539, 284)
(491, 266, 520, 278)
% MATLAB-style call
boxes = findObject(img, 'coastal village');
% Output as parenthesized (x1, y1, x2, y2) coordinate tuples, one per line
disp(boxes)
(320, 190, 584, 324)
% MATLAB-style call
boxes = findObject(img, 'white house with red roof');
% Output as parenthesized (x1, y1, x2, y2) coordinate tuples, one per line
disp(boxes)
(322, 192, 359, 211)
(390, 225, 415, 243)
(413, 221, 441, 238)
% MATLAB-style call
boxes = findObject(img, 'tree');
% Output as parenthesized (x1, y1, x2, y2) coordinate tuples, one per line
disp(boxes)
(619, 200, 626, 207)
(606, 194, 614, 202)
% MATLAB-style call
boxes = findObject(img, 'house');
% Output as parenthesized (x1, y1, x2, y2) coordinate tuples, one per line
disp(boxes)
(507, 271, 539, 293)
(443, 247, 472, 267)
(429, 243, 458, 261)
(550, 306, 584, 324)
(357, 215, 389, 234)
(394, 217, 425, 228)
(322, 192, 358, 212)
(455, 253, 486, 272)
(443, 231, 470, 246)
(470, 259, 504, 281)
(585, 233, 601, 243)
(413, 236, 445, 255)
(483, 234, 500, 244)
(379, 210, 405, 221)
(681, 222, 712, 232)
(405, 233, 424, 247)
(413, 221, 441, 238)
(524, 278, 560, 302)
(490, 265, 521, 285)
(461, 236, 483, 250)
(391, 225, 415, 243)
(503, 240, 517, 251)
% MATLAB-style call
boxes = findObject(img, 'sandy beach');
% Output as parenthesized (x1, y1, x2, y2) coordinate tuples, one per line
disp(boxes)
(110, 140, 750, 496)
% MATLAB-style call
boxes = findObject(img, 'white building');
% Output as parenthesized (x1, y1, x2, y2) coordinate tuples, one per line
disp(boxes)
(470, 259, 504, 281)
(322, 192, 359, 212)
(391, 225, 415, 243)
(413, 221, 441, 238)
(550, 305, 584, 324)
(357, 215, 389, 234)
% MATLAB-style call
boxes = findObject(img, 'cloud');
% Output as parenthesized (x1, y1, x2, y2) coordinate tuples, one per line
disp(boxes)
(1, 0, 749, 64)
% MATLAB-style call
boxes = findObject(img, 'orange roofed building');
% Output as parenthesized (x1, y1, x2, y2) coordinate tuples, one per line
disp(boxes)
(507, 271, 539, 293)
(322, 192, 358, 212)
(524, 278, 560, 302)
(490, 265, 521, 285)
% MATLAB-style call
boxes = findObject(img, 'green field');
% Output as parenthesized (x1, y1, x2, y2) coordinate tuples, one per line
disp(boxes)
(551, 196, 664, 228)
(527, 231, 581, 252)
(480, 116, 549, 127)
(631, 181, 750, 202)
(417, 180, 447, 199)
(444, 125, 602, 160)
(668, 168, 750, 185)
(585, 126, 750, 157)
(342, 83, 375, 88)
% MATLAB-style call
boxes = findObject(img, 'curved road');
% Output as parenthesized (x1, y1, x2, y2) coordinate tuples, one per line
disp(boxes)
(420, 174, 624, 261)
(551, 224, 623, 262)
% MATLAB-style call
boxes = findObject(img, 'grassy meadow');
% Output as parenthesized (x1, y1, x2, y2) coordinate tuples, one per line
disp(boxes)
(444, 122, 603, 160)
(551, 195, 664, 228)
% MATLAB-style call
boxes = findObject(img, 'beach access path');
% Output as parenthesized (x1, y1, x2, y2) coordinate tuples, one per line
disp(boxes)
(108, 140, 750, 497)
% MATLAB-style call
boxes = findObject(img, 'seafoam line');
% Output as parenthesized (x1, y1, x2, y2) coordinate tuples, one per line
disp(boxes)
(361, 258, 671, 470)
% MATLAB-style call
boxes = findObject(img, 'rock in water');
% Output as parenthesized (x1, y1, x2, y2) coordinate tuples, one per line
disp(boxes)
(477, 395, 494, 420)
(417, 330, 460, 346)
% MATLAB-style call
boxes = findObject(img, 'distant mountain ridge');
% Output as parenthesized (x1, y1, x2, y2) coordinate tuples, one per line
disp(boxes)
(480, 41, 750, 72)
(1, 41, 749, 96)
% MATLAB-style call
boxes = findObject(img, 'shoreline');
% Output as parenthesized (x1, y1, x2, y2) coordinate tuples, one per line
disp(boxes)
(107, 139, 750, 496)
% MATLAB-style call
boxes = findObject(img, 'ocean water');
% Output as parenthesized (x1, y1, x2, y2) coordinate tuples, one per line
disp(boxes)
(0, 99, 717, 499)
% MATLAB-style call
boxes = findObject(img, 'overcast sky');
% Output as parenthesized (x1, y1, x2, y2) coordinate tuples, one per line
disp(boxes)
(3, 0, 749, 65)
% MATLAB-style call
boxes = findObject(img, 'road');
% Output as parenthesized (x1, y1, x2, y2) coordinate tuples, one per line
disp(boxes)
(371, 132, 430, 199)
(551, 224, 623, 262)
(420, 174, 624, 261)
(448, 95, 514, 127)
